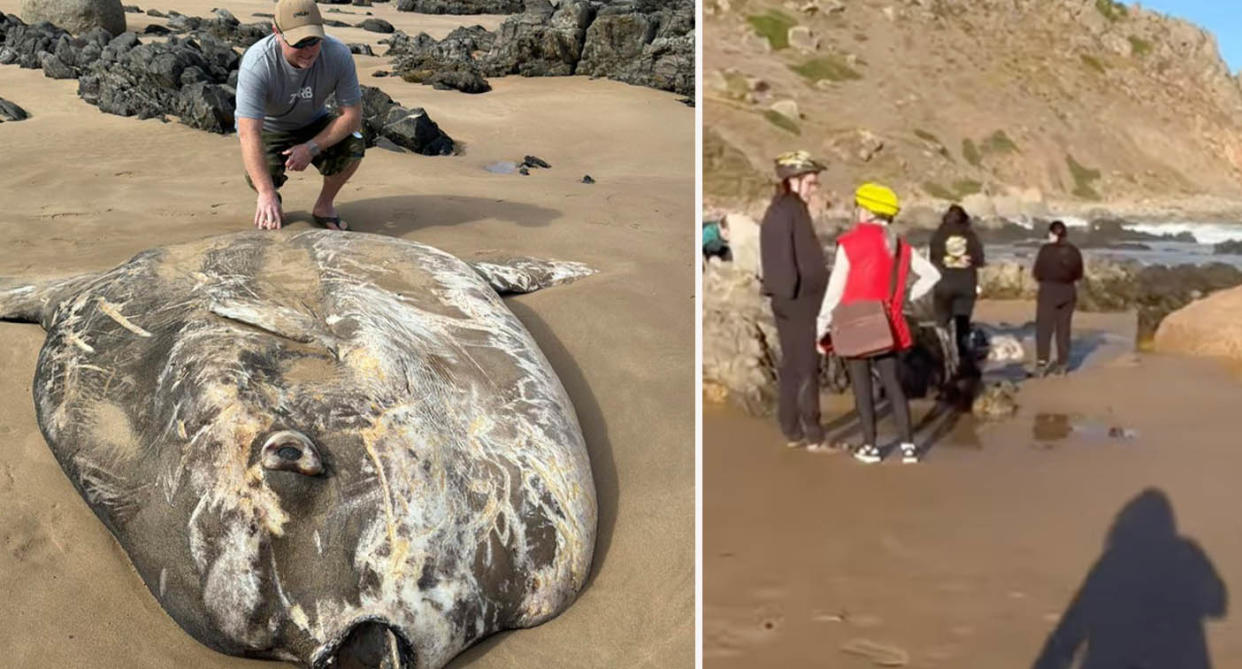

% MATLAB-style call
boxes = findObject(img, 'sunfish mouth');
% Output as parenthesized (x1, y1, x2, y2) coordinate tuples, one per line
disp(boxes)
(314, 620, 413, 669)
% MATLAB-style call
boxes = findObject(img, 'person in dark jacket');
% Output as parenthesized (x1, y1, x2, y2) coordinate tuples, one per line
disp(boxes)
(929, 204, 985, 374)
(1033, 220, 1084, 376)
(760, 151, 830, 450)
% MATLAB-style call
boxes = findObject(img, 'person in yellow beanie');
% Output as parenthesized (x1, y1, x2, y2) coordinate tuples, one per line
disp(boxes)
(759, 151, 832, 451)
(816, 183, 941, 464)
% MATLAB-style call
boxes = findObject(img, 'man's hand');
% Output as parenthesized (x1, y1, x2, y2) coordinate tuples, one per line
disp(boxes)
(254, 191, 283, 230)
(282, 143, 315, 171)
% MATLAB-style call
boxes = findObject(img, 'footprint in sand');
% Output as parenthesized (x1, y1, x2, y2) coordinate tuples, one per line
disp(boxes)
(841, 638, 910, 666)
(702, 604, 785, 659)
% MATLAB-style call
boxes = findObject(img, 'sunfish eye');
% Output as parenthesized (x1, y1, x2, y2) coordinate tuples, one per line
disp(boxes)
(261, 430, 323, 476)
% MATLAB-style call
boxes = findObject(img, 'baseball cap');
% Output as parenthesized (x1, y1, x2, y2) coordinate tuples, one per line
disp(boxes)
(275, 0, 325, 45)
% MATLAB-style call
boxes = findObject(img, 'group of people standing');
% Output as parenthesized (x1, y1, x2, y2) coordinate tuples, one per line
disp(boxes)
(757, 151, 1083, 464)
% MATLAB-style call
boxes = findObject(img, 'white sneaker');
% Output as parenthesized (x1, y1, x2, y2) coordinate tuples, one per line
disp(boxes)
(901, 442, 919, 464)
(807, 442, 841, 455)
(785, 440, 804, 449)
(854, 444, 881, 464)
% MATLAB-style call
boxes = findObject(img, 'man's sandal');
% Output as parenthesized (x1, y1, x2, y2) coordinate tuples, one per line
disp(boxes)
(313, 214, 350, 231)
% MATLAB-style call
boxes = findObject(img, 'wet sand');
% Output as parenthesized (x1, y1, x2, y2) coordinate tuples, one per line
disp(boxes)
(0, 2, 694, 666)
(705, 300, 1242, 667)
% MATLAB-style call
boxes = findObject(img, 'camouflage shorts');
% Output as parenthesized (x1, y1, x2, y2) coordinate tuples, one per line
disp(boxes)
(245, 113, 366, 191)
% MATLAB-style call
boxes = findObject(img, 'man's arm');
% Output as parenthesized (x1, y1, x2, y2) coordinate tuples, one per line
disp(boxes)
(759, 201, 800, 300)
(282, 104, 362, 172)
(238, 117, 283, 229)
(284, 47, 364, 171)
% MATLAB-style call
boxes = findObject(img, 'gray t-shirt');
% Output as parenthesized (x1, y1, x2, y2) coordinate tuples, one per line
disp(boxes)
(235, 34, 362, 132)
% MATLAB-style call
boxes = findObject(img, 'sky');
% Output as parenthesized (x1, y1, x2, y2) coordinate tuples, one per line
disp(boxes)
(1134, 1, 1242, 72)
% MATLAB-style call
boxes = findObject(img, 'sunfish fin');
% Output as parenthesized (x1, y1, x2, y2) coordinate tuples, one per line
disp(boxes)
(468, 256, 596, 295)
(0, 273, 101, 327)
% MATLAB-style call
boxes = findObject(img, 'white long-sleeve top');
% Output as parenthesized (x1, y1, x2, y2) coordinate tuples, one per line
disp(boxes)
(816, 242, 941, 339)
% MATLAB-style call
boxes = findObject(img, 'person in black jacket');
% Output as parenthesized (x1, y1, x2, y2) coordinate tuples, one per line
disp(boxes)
(760, 151, 831, 450)
(929, 204, 985, 374)
(1033, 220, 1084, 376)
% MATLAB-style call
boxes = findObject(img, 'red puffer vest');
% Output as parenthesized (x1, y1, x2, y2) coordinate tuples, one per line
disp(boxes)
(838, 223, 914, 351)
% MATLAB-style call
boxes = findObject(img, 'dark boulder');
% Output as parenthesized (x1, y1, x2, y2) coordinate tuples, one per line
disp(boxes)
(177, 80, 234, 132)
(398, 54, 490, 93)
(356, 17, 393, 33)
(329, 85, 456, 156)
(20, 0, 125, 37)
(40, 50, 74, 77)
(348, 42, 374, 55)
(0, 96, 30, 121)
(388, 28, 493, 93)
(379, 105, 454, 155)
(1214, 239, 1242, 255)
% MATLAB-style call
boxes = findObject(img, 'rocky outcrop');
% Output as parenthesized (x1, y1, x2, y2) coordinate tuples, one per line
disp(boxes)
(1, 12, 457, 152)
(76, 33, 239, 132)
(394, 0, 522, 14)
(1153, 285, 1242, 362)
(478, 1, 592, 78)
(20, 0, 123, 36)
(702, 258, 780, 415)
(386, 0, 693, 95)
(1214, 239, 1242, 255)
(576, 0, 693, 95)
(386, 27, 492, 93)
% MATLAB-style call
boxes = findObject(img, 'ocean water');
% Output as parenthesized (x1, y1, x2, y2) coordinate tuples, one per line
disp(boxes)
(990, 216, 1242, 267)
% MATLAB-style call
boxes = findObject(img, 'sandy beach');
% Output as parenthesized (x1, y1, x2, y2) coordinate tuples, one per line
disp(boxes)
(0, 1, 694, 666)
(705, 300, 1242, 667)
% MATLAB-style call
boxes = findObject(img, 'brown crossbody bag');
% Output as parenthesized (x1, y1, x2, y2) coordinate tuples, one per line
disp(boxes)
(829, 239, 903, 358)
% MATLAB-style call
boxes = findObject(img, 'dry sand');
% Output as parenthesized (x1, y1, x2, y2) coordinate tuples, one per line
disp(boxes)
(0, 2, 694, 666)
(705, 301, 1242, 667)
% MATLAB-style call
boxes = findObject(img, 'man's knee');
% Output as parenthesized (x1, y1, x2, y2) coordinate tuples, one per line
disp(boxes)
(316, 133, 366, 178)
(245, 170, 287, 192)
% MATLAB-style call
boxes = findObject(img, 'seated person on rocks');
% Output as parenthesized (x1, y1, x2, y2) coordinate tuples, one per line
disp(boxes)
(702, 218, 732, 263)
(236, 0, 364, 231)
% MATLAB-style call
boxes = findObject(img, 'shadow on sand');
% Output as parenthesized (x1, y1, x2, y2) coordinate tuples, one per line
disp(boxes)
(292, 194, 562, 237)
(985, 320, 1113, 374)
(1032, 488, 1227, 669)
(449, 301, 619, 668)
